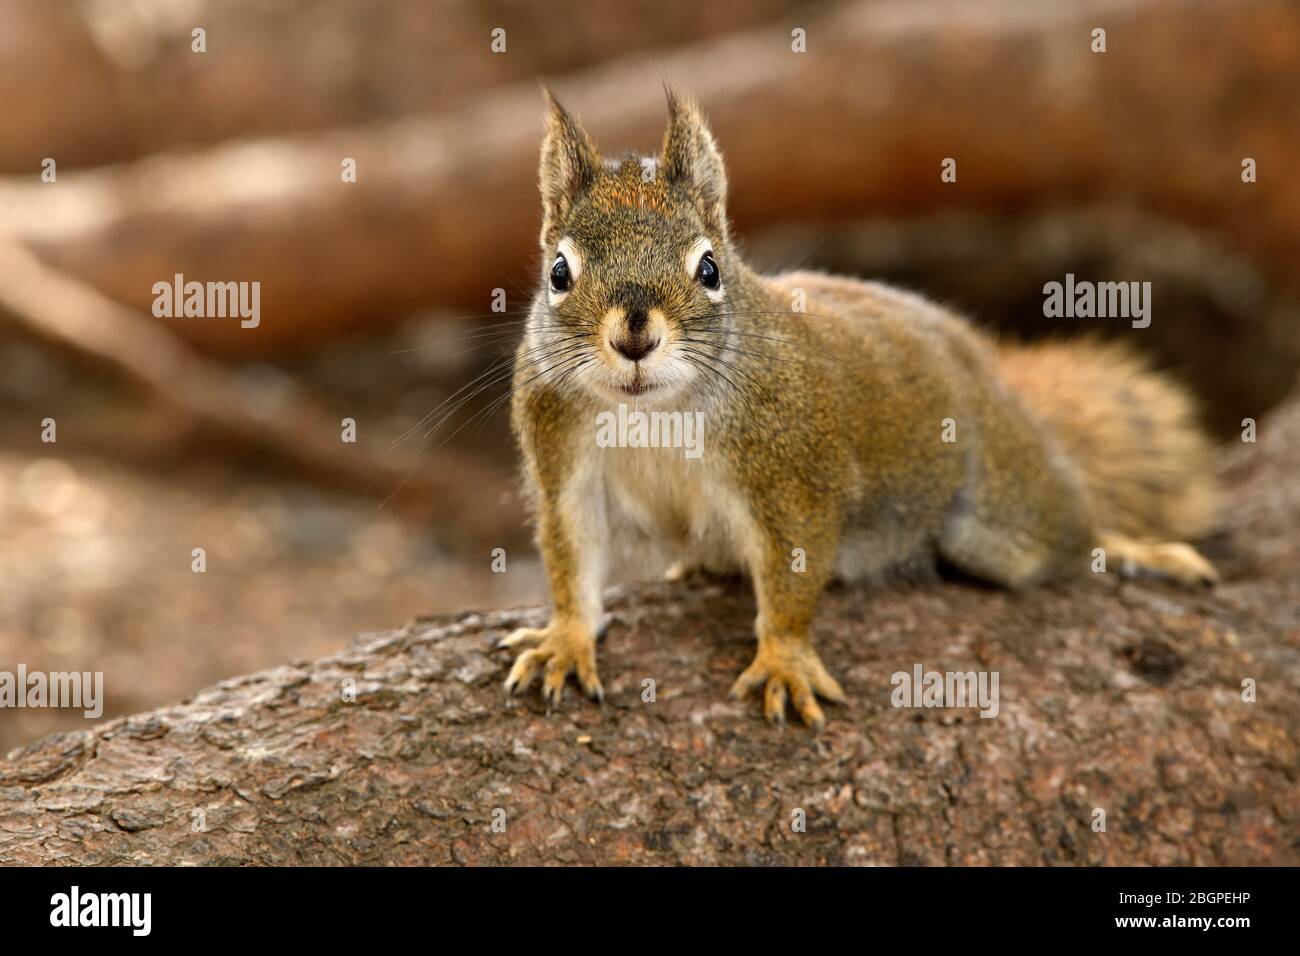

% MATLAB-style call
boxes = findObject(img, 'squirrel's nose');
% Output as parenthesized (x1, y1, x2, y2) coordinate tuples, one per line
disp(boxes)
(613, 336, 659, 362)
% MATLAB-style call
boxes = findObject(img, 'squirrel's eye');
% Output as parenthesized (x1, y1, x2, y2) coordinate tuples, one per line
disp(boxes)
(550, 254, 571, 293)
(697, 251, 720, 290)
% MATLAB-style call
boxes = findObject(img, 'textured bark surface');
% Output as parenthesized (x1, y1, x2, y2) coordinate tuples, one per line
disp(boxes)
(1, 387, 1297, 867)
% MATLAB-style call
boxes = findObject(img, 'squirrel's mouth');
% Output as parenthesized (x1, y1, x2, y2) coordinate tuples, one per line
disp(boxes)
(619, 367, 656, 396)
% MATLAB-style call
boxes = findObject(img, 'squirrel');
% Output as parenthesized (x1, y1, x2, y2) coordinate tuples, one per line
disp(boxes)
(500, 88, 1219, 728)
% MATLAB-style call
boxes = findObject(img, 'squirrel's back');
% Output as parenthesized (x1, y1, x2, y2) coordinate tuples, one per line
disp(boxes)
(771, 269, 1218, 550)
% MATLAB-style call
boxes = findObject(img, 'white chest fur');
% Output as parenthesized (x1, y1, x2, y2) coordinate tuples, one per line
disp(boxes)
(597, 443, 751, 574)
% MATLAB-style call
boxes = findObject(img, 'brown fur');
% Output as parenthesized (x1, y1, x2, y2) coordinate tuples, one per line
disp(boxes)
(995, 339, 1217, 540)
(501, 90, 1220, 728)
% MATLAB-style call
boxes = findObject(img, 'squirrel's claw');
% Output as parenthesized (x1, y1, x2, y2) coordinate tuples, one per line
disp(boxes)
(497, 627, 546, 651)
(1100, 534, 1220, 588)
(501, 625, 604, 707)
(731, 638, 845, 730)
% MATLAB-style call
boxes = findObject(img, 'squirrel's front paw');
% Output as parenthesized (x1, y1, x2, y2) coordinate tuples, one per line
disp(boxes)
(499, 622, 604, 705)
(730, 637, 846, 729)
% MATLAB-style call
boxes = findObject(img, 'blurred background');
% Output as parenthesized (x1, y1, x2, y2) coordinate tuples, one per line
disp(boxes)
(1, 0, 1299, 751)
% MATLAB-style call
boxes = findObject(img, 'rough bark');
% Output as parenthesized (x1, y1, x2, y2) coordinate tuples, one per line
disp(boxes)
(1, 383, 1296, 866)
(4, 0, 1299, 357)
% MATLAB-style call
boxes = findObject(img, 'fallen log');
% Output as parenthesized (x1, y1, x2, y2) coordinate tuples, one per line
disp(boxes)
(0, 0, 801, 173)
(3, 0, 1299, 357)
(1, 381, 1296, 866)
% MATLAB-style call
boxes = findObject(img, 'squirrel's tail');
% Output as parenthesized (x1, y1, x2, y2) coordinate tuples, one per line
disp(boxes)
(995, 338, 1218, 549)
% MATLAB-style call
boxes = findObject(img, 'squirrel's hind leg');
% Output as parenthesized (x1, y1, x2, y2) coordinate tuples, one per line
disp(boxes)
(937, 501, 1068, 589)
(1097, 532, 1219, 587)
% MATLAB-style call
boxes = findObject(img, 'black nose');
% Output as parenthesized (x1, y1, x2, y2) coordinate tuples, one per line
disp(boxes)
(613, 336, 658, 362)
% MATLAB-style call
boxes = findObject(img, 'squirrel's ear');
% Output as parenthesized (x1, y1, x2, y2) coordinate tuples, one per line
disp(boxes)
(660, 90, 728, 236)
(539, 88, 600, 246)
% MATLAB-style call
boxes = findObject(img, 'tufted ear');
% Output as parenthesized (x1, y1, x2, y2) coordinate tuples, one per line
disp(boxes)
(538, 87, 601, 247)
(659, 89, 728, 237)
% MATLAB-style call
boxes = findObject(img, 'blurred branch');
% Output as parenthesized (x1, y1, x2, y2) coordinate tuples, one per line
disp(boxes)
(0, 0, 808, 173)
(1, 0, 1297, 358)
(0, 241, 521, 546)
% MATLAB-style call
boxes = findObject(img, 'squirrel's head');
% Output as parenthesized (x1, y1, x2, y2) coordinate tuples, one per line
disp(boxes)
(528, 87, 734, 404)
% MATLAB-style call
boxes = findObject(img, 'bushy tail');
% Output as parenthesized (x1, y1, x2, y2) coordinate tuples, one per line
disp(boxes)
(995, 338, 1218, 543)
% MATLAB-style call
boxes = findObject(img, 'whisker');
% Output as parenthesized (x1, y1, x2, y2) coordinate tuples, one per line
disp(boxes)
(392, 333, 592, 448)
(683, 323, 852, 368)
(416, 341, 594, 445)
